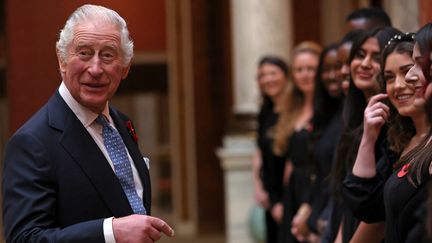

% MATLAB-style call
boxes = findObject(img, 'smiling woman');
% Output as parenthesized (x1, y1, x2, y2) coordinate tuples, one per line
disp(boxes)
(321, 47, 341, 98)
(385, 53, 417, 111)
(326, 26, 401, 243)
(253, 55, 289, 243)
(274, 41, 322, 243)
(257, 62, 288, 101)
(380, 34, 419, 157)
(343, 31, 432, 242)
(350, 36, 381, 99)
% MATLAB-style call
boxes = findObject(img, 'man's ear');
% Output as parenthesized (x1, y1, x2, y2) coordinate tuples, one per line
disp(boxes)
(57, 49, 67, 75)
(121, 63, 131, 79)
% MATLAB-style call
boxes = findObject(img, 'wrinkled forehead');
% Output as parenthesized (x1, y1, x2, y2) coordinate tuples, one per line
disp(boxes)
(71, 19, 122, 45)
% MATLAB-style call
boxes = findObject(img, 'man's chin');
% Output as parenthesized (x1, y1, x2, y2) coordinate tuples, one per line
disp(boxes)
(80, 98, 108, 113)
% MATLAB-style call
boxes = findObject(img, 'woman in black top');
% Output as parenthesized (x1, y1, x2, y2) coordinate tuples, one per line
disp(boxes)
(323, 26, 401, 243)
(288, 43, 344, 242)
(418, 23, 432, 241)
(254, 55, 290, 243)
(273, 41, 321, 243)
(344, 30, 432, 242)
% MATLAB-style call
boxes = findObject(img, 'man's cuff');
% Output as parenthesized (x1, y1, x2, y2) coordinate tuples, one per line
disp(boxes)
(103, 217, 116, 243)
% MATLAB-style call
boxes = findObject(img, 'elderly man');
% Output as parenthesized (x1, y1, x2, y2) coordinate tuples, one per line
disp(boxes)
(2, 4, 174, 243)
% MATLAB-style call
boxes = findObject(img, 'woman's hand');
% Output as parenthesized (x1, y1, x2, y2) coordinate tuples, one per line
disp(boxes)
(352, 93, 389, 178)
(254, 186, 270, 209)
(363, 93, 390, 143)
(271, 202, 284, 224)
(291, 203, 312, 241)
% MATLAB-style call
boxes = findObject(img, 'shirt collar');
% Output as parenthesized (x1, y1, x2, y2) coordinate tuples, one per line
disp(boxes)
(59, 81, 111, 127)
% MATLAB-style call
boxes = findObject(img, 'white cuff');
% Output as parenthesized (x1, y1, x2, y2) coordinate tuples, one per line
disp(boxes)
(103, 217, 116, 243)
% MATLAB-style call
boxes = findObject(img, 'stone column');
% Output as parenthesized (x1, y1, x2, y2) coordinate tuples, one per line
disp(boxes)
(231, 0, 293, 114)
(217, 1, 293, 243)
(217, 136, 255, 243)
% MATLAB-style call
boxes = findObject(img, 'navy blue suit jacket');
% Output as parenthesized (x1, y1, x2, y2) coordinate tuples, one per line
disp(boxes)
(2, 92, 151, 242)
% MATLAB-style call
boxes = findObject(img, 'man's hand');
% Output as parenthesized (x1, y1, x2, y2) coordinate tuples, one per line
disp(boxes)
(113, 214, 174, 243)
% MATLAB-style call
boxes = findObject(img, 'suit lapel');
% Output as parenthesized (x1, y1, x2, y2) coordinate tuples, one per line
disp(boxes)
(110, 108, 152, 214)
(48, 93, 133, 216)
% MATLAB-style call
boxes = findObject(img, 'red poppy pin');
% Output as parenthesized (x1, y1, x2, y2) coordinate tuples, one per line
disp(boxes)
(397, 163, 410, 178)
(307, 123, 314, 133)
(125, 120, 138, 143)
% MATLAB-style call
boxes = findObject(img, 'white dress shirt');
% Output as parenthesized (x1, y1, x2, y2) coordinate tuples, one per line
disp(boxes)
(59, 82, 144, 243)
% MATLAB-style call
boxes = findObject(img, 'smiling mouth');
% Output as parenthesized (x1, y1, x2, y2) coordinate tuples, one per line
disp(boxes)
(357, 73, 373, 79)
(83, 83, 107, 88)
(396, 94, 412, 101)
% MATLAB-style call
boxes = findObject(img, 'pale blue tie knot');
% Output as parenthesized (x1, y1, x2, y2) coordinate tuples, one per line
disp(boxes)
(96, 115, 146, 215)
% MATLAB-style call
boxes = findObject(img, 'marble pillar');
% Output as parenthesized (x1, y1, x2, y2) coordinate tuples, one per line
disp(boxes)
(217, 136, 255, 243)
(231, 0, 292, 114)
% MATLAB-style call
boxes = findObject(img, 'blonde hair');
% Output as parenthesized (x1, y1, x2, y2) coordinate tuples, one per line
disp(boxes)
(273, 41, 321, 156)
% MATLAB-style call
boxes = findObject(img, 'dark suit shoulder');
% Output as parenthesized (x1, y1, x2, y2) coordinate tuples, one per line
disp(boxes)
(2, 93, 109, 242)
(12, 92, 69, 139)
(14, 105, 49, 134)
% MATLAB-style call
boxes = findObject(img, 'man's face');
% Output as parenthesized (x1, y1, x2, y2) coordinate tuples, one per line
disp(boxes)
(58, 20, 130, 113)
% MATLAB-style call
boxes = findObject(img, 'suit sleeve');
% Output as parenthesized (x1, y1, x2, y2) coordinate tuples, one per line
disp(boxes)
(2, 132, 105, 243)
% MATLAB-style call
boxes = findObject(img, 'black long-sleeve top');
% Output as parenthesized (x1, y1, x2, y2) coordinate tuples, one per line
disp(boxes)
(257, 102, 286, 207)
(343, 142, 430, 242)
(307, 109, 343, 233)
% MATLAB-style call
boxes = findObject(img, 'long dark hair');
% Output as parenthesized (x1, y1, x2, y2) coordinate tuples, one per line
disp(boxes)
(396, 24, 432, 186)
(308, 44, 343, 179)
(341, 30, 364, 46)
(331, 26, 401, 197)
(412, 22, 432, 240)
(311, 43, 343, 136)
(343, 26, 402, 130)
(416, 23, 432, 124)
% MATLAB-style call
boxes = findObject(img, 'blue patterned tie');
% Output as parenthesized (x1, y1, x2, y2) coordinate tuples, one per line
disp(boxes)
(97, 115, 146, 215)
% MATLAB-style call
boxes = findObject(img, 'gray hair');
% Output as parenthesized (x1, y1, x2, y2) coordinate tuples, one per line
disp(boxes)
(56, 4, 134, 66)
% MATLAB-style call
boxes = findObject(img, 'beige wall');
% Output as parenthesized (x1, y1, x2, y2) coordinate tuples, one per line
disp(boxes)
(383, 0, 419, 32)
